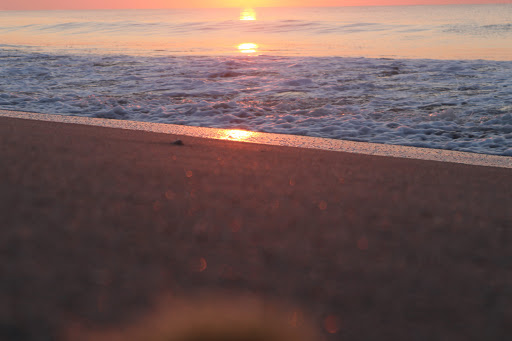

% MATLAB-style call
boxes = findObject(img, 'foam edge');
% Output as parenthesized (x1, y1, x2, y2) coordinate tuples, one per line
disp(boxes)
(1, 110, 511, 169)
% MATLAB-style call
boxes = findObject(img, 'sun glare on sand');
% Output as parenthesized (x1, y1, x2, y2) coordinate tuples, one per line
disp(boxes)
(220, 129, 255, 141)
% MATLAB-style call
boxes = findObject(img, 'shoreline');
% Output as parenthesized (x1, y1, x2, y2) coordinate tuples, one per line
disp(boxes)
(1, 110, 510, 169)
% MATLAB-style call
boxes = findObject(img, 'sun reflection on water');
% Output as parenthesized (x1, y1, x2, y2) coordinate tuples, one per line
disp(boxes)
(238, 42, 259, 54)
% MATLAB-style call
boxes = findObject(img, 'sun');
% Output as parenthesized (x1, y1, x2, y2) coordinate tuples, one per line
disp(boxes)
(240, 8, 256, 21)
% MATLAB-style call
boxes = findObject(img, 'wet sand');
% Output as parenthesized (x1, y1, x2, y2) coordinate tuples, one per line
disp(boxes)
(1, 115, 512, 341)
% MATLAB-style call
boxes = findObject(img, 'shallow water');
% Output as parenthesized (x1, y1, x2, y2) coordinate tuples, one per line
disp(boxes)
(1, 5, 512, 155)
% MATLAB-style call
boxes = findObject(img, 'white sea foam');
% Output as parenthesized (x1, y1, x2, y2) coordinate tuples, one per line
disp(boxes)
(1, 49, 512, 156)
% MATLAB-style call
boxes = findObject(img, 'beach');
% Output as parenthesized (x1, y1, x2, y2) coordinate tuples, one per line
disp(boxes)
(2, 114, 512, 340)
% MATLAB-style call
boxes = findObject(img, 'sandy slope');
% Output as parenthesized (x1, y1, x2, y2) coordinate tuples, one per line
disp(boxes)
(1, 116, 512, 341)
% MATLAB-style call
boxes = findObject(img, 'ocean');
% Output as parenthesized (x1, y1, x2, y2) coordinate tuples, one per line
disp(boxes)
(1, 4, 512, 155)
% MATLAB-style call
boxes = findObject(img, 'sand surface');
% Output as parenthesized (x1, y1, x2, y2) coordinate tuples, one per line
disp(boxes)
(1, 116, 512, 341)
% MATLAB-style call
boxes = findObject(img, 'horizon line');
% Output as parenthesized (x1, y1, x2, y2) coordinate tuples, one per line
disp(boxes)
(1, 2, 510, 12)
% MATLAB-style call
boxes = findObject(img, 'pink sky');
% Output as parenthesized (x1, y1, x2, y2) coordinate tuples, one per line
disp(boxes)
(0, 0, 509, 10)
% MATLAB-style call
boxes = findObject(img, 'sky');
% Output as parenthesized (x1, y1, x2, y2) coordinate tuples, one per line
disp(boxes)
(0, 0, 509, 10)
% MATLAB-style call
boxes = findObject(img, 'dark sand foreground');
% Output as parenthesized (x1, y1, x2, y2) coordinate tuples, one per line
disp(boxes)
(1, 116, 512, 341)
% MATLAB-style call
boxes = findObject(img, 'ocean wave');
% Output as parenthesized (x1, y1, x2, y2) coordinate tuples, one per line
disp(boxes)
(443, 23, 512, 36)
(1, 49, 511, 156)
(0, 19, 397, 36)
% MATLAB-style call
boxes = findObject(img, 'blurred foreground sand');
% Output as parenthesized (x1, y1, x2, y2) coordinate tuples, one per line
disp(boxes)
(1, 116, 512, 341)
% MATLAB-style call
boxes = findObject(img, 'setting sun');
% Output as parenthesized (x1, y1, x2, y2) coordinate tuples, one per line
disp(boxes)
(240, 8, 256, 20)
